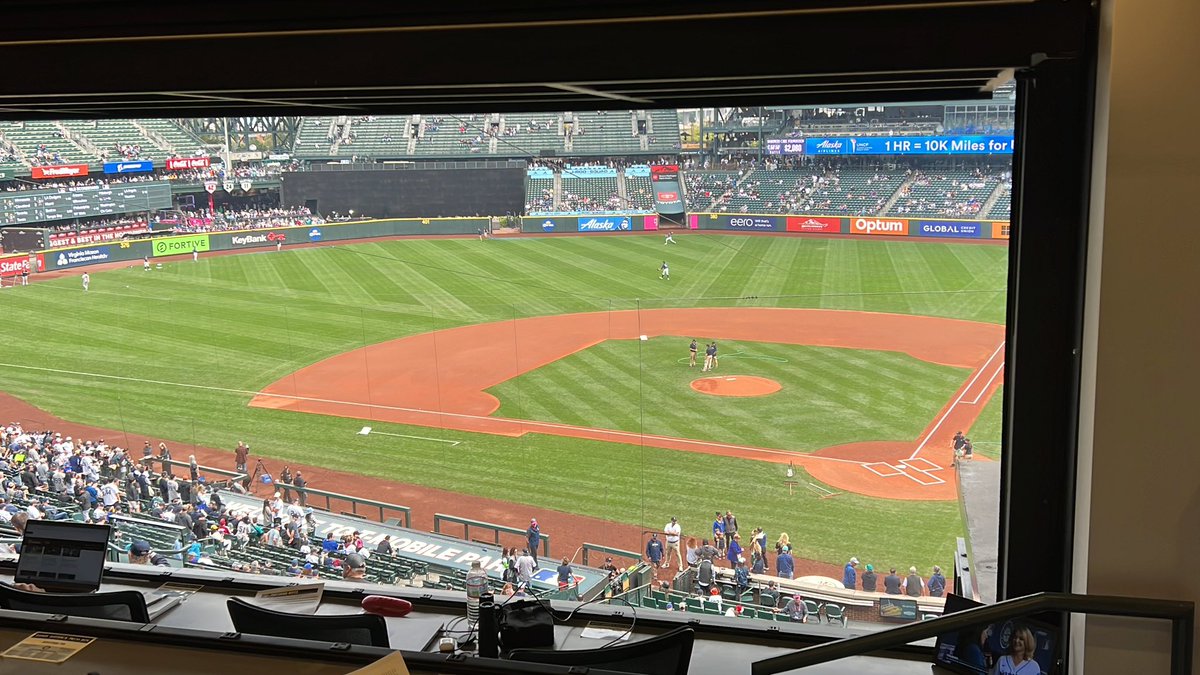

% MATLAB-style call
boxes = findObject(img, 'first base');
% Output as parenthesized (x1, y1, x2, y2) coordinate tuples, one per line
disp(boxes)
(639, 335, 648, 341)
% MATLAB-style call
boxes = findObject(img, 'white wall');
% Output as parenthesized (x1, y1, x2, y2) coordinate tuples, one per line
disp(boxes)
(1075, 0, 1200, 672)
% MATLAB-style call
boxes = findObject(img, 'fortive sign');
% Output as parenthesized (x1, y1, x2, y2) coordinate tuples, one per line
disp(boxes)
(152, 234, 210, 257)
(851, 218, 908, 235)
(32, 164, 89, 179)
(786, 216, 840, 233)
(166, 157, 211, 170)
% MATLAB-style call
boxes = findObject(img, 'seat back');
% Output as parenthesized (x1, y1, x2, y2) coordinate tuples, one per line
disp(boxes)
(0, 583, 150, 623)
(226, 597, 389, 647)
(509, 626, 694, 675)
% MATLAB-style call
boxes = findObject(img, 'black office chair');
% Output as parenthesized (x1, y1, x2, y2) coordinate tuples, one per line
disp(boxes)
(0, 583, 150, 623)
(507, 626, 694, 675)
(226, 597, 390, 647)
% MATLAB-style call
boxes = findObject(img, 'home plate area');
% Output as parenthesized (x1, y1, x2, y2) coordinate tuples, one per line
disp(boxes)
(862, 458, 946, 486)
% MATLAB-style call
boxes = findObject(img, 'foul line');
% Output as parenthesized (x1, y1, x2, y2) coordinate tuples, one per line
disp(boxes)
(0, 361, 863, 465)
(966, 360, 1004, 405)
(906, 341, 1005, 461)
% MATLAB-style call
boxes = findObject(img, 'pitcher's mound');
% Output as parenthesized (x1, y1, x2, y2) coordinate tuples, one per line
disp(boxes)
(690, 375, 782, 397)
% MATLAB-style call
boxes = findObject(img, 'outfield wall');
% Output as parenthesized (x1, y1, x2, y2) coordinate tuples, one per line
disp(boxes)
(689, 213, 1010, 240)
(38, 217, 489, 271)
(32, 211, 1008, 273)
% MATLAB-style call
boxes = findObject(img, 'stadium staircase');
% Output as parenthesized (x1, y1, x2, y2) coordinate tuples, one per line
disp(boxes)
(981, 180, 1011, 220)
(552, 171, 562, 210)
(132, 119, 206, 158)
(878, 173, 917, 215)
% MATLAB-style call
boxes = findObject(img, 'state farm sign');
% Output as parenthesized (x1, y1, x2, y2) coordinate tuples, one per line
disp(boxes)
(166, 157, 211, 170)
(0, 254, 43, 278)
(31, 164, 89, 179)
(851, 217, 909, 236)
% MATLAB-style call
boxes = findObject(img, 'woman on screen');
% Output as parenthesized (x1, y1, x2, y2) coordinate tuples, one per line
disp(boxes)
(991, 625, 1041, 675)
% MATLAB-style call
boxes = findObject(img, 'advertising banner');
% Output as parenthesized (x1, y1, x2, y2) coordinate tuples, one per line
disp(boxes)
(526, 167, 554, 180)
(805, 135, 1014, 156)
(643, 214, 659, 231)
(31, 164, 89, 179)
(727, 216, 778, 230)
(229, 231, 287, 247)
(915, 220, 984, 238)
(850, 217, 909, 236)
(536, 217, 561, 232)
(577, 216, 632, 232)
(991, 221, 1010, 240)
(307, 228, 323, 242)
(765, 139, 806, 155)
(0, 254, 43, 278)
(166, 157, 211, 170)
(52, 247, 112, 267)
(151, 234, 210, 257)
(563, 165, 617, 178)
(47, 224, 146, 247)
(625, 165, 652, 178)
(102, 160, 154, 175)
(786, 216, 841, 233)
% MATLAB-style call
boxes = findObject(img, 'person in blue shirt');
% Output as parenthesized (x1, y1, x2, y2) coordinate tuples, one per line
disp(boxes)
(928, 565, 947, 597)
(726, 533, 743, 568)
(712, 512, 726, 554)
(777, 546, 796, 579)
(734, 557, 750, 596)
(526, 518, 541, 566)
(645, 533, 664, 567)
(843, 556, 859, 589)
(321, 532, 341, 553)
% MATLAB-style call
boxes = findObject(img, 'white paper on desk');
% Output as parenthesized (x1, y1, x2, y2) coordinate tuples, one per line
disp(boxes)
(346, 650, 411, 675)
(579, 622, 632, 641)
(252, 582, 325, 614)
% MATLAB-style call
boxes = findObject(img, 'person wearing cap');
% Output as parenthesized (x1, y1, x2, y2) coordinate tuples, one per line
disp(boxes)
(759, 580, 781, 610)
(843, 556, 859, 589)
(601, 556, 619, 579)
(343, 552, 368, 582)
(776, 545, 795, 579)
(525, 518, 541, 566)
(663, 516, 682, 570)
(734, 556, 750, 596)
(782, 593, 809, 623)
(861, 563, 878, 592)
(129, 540, 171, 567)
(928, 565, 946, 597)
(514, 548, 536, 587)
(696, 556, 714, 595)
(645, 533, 664, 568)
(712, 512, 726, 555)
(902, 566, 926, 597)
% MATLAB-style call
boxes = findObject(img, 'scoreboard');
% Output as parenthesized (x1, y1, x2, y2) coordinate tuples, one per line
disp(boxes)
(0, 182, 173, 226)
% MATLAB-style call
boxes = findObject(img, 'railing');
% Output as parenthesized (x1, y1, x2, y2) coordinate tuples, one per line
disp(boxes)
(273, 482, 411, 528)
(751, 592, 1194, 675)
(580, 542, 641, 567)
(433, 513, 549, 558)
(159, 458, 247, 488)
(953, 537, 979, 602)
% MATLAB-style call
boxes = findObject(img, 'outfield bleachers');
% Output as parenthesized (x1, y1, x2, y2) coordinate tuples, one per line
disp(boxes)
(294, 116, 338, 159)
(560, 176, 620, 212)
(342, 116, 412, 157)
(525, 176, 555, 212)
(684, 171, 740, 211)
(886, 168, 1002, 219)
(987, 183, 1011, 221)
(134, 119, 206, 157)
(571, 111, 642, 155)
(625, 172, 653, 211)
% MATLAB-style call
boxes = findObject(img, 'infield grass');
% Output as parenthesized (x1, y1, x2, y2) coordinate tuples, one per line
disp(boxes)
(0, 233, 1007, 569)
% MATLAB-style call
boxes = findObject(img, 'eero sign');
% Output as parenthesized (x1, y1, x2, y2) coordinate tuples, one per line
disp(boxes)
(727, 216, 777, 230)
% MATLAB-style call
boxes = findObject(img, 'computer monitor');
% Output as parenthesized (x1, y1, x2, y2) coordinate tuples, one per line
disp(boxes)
(934, 595, 1059, 675)
(14, 520, 112, 593)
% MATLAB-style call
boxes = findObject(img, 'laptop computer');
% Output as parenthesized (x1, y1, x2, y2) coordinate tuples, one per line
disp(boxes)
(14, 520, 111, 594)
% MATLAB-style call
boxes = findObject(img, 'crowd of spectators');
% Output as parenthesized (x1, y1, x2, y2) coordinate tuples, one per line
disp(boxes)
(172, 206, 325, 233)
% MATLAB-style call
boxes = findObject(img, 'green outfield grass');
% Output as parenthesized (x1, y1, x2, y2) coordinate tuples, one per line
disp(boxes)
(489, 338, 970, 451)
(0, 233, 1007, 568)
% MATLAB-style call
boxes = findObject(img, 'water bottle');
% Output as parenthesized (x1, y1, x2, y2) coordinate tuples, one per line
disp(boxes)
(465, 560, 487, 624)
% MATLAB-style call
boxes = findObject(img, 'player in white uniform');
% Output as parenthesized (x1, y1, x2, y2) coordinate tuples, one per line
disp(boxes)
(192, 247, 199, 262)
(81, 272, 90, 292)
(664, 232, 676, 244)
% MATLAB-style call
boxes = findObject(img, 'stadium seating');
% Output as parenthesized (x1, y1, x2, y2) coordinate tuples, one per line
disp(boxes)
(294, 116, 338, 159)
(625, 172, 653, 211)
(58, 120, 171, 161)
(134, 119, 207, 158)
(886, 168, 1003, 219)
(987, 182, 1011, 221)
(525, 176, 555, 212)
(570, 111, 642, 155)
(559, 175, 620, 212)
(683, 171, 741, 211)
(1, 120, 85, 166)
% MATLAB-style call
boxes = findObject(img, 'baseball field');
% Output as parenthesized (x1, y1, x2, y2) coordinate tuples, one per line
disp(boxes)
(0, 232, 1007, 572)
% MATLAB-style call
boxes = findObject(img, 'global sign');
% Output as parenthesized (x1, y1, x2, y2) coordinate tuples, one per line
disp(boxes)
(915, 221, 983, 238)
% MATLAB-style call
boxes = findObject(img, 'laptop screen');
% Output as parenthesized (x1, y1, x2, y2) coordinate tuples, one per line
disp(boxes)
(15, 520, 112, 593)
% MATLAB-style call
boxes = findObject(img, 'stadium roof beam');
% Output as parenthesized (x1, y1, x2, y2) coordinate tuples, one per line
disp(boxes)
(0, 0, 1087, 119)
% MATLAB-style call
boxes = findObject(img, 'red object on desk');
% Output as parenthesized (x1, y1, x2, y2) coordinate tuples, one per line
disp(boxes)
(362, 595, 413, 617)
